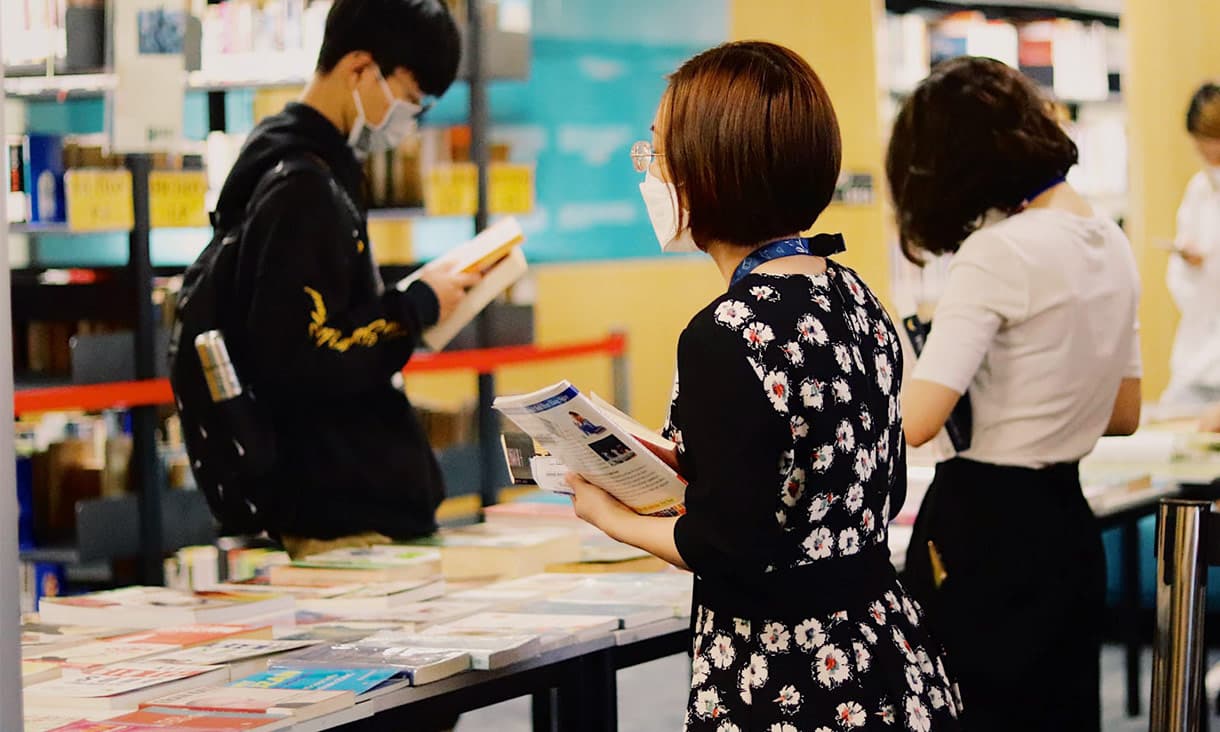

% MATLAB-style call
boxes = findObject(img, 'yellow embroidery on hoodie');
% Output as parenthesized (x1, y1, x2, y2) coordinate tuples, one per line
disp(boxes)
(304, 286, 403, 352)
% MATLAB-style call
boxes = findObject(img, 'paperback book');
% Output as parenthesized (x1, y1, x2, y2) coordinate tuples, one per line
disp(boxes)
(270, 643, 472, 686)
(232, 667, 400, 695)
(24, 662, 229, 711)
(37, 587, 293, 628)
(142, 685, 354, 723)
(361, 630, 541, 670)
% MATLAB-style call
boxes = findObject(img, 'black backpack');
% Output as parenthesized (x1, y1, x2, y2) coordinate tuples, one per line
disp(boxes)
(169, 154, 356, 536)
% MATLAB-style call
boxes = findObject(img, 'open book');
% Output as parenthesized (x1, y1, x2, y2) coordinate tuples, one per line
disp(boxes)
(396, 217, 528, 351)
(493, 381, 686, 517)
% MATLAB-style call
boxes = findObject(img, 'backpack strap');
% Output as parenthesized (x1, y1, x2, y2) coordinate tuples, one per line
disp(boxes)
(209, 153, 363, 233)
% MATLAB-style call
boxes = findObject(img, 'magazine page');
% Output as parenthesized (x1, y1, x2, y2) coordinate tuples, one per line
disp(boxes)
(493, 381, 686, 517)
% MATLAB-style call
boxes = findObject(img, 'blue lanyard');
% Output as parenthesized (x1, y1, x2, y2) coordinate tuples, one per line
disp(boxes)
(731, 233, 846, 287)
(1021, 176, 1066, 208)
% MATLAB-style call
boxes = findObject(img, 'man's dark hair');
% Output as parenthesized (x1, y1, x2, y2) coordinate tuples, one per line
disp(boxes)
(1187, 82, 1220, 138)
(663, 41, 842, 250)
(317, 0, 461, 98)
(886, 56, 1079, 264)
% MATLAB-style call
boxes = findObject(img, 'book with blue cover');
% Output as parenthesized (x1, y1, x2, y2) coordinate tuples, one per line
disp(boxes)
(270, 644, 471, 686)
(231, 667, 398, 694)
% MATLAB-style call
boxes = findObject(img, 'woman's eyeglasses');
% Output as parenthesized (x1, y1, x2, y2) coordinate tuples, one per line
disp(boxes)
(630, 140, 664, 173)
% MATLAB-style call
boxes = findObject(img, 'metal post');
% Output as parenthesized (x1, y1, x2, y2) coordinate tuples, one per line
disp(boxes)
(467, 0, 500, 507)
(1151, 499, 1212, 732)
(610, 330, 630, 414)
(127, 153, 164, 585)
(0, 33, 27, 729)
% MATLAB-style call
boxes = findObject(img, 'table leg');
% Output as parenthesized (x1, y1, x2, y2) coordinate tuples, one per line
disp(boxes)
(531, 689, 558, 732)
(1122, 520, 1141, 717)
(555, 648, 618, 731)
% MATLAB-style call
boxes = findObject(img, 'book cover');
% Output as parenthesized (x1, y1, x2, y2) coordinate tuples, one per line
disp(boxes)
(231, 667, 399, 694)
(275, 620, 416, 644)
(22, 660, 62, 686)
(517, 600, 671, 629)
(422, 247, 528, 351)
(26, 640, 180, 669)
(269, 644, 472, 685)
(112, 624, 270, 648)
(902, 314, 972, 453)
(364, 599, 491, 626)
(149, 638, 318, 667)
(25, 662, 228, 709)
(432, 611, 620, 643)
(107, 708, 294, 730)
(38, 587, 293, 628)
(362, 631, 540, 670)
(141, 686, 354, 721)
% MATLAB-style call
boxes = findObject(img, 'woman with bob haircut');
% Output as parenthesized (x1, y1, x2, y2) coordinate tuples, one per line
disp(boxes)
(568, 41, 961, 731)
(889, 56, 1142, 731)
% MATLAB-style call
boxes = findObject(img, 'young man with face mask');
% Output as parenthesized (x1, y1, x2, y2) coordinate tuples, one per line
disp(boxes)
(209, 0, 477, 558)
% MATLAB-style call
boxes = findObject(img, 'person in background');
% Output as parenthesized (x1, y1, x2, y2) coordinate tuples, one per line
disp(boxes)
(209, 0, 477, 559)
(888, 57, 1142, 732)
(1163, 83, 1220, 411)
(568, 41, 961, 731)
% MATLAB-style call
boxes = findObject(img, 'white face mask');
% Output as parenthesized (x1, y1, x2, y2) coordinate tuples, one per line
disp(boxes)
(348, 70, 421, 158)
(639, 170, 698, 253)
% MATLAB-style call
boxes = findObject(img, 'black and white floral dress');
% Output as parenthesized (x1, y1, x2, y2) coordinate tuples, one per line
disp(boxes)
(666, 261, 961, 732)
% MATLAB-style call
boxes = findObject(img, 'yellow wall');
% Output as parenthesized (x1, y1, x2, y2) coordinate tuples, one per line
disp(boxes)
(731, 0, 891, 303)
(407, 0, 891, 431)
(1126, 0, 1220, 400)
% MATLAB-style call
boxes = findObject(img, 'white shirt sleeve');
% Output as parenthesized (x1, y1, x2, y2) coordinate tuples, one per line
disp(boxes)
(911, 233, 1029, 394)
(1126, 318, 1143, 379)
(1167, 175, 1216, 311)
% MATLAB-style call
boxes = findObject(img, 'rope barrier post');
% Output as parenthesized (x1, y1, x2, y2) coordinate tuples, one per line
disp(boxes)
(1151, 499, 1215, 731)
(610, 330, 630, 414)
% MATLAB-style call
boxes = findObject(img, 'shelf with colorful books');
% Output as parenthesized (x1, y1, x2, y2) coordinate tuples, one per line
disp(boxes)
(885, 0, 1120, 26)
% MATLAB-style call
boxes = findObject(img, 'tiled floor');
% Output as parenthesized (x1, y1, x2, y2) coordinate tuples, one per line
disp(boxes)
(455, 645, 1209, 731)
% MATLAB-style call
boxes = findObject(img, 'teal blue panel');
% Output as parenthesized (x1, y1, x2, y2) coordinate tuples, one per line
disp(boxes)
(408, 216, 477, 262)
(152, 228, 211, 266)
(183, 91, 209, 142)
(1104, 515, 1220, 610)
(225, 89, 257, 135)
(532, 0, 728, 45)
(33, 233, 128, 266)
(26, 98, 106, 135)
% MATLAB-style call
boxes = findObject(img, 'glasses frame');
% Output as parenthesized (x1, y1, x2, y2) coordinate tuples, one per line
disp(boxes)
(630, 140, 664, 173)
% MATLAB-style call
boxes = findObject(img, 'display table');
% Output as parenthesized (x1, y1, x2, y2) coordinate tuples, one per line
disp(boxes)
(306, 618, 690, 732)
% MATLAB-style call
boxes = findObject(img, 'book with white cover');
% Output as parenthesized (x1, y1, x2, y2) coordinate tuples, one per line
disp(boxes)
(518, 600, 672, 629)
(141, 685, 355, 722)
(363, 630, 541, 670)
(25, 640, 180, 668)
(494, 381, 687, 517)
(22, 661, 62, 686)
(151, 638, 320, 681)
(24, 662, 229, 711)
(432, 611, 620, 644)
(363, 599, 491, 627)
(37, 586, 293, 628)
(21, 623, 137, 658)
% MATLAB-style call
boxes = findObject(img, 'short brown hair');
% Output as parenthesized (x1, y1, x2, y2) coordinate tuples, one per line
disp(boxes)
(663, 41, 841, 249)
(886, 56, 1078, 264)
(1187, 83, 1220, 139)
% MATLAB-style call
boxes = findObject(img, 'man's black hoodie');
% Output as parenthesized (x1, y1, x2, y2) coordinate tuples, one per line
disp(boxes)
(215, 102, 444, 541)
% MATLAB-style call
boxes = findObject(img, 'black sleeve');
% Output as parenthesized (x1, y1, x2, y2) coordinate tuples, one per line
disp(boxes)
(672, 318, 789, 580)
(243, 174, 439, 398)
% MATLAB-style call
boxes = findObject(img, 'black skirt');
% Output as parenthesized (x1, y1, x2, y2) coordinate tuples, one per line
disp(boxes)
(901, 457, 1106, 732)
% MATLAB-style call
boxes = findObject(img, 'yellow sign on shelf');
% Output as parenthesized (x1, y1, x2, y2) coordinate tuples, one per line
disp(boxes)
(150, 170, 210, 229)
(424, 163, 535, 216)
(65, 169, 135, 232)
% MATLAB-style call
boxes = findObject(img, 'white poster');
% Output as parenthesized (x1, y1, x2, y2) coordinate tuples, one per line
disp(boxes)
(110, 0, 187, 153)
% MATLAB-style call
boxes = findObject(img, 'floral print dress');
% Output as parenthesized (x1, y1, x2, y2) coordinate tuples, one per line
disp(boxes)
(666, 262, 961, 732)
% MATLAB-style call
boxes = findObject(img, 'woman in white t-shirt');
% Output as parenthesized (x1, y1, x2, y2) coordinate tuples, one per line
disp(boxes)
(886, 57, 1142, 732)
(1164, 83, 1220, 410)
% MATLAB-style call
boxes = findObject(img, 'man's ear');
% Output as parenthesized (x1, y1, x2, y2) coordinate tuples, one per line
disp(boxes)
(336, 50, 375, 89)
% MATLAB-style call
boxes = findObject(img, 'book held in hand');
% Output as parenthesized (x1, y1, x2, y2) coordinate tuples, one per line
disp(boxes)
(494, 381, 686, 517)
(396, 216, 529, 351)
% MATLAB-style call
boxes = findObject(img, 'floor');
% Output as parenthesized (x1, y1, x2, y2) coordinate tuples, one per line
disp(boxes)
(454, 645, 1213, 731)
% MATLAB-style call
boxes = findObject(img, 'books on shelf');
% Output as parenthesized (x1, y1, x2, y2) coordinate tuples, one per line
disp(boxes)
(267, 548, 441, 587)
(395, 216, 529, 351)
(362, 631, 541, 671)
(494, 381, 687, 517)
(24, 662, 229, 711)
(37, 587, 294, 629)
(231, 667, 400, 695)
(143, 686, 353, 724)
(404, 524, 583, 580)
(270, 643, 472, 686)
